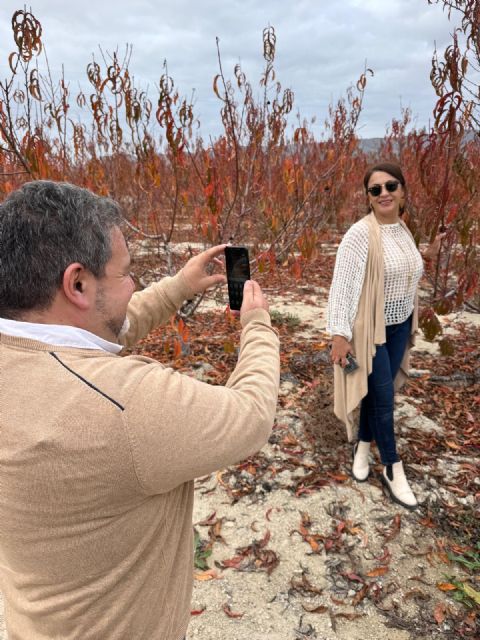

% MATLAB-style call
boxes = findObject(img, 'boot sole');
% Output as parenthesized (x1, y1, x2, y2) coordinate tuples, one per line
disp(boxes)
(351, 470, 369, 483)
(380, 474, 418, 510)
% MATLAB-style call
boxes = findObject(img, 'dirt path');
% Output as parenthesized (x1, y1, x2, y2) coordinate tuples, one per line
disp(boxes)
(0, 292, 476, 640)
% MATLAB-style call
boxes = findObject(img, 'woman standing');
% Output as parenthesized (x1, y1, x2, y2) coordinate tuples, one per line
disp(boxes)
(327, 162, 442, 509)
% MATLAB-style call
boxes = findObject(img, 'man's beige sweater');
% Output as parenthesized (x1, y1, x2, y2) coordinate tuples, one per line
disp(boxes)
(0, 271, 280, 640)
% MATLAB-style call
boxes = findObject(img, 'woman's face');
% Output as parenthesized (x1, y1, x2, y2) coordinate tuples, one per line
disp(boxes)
(367, 170, 405, 220)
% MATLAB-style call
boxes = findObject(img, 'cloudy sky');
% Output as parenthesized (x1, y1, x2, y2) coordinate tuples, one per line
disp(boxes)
(0, 0, 459, 140)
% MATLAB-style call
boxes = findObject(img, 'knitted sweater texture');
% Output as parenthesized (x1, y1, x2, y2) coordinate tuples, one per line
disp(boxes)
(327, 219, 423, 341)
(0, 271, 280, 640)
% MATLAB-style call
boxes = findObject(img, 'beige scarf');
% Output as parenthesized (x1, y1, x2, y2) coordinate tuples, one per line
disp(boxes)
(333, 212, 419, 441)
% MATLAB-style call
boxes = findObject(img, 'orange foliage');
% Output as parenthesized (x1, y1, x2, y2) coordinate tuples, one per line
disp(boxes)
(0, 9, 478, 313)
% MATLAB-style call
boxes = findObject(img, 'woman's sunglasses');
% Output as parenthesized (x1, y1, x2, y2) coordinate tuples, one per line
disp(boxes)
(367, 181, 400, 197)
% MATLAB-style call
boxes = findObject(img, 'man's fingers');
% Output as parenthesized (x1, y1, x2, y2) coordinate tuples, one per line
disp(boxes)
(195, 274, 226, 293)
(243, 280, 253, 299)
(205, 274, 227, 287)
(244, 279, 262, 303)
(202, 244, 228, 262)
(243, 280, 262, 301)
(249, 279, 262, 298)
(239, 280, 268, 315)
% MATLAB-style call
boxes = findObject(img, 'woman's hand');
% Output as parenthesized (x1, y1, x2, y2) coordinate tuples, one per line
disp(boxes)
(330, 335, 354, 368)
(423, 231, 447, 261)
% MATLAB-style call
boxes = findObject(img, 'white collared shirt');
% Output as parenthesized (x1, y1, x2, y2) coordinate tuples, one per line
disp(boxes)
(0, 317, 122, 353)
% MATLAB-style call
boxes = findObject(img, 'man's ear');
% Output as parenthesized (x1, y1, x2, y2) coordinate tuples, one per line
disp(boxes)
(62, 263, 94, 310)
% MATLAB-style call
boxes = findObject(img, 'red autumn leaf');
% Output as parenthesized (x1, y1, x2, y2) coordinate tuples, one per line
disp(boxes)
(219, 555, 244, 569)
(437, 582, 457, 591)
(446, 204, 458, 224)
(328, 472, 349, 482)
(302, 604, 328, 613)
(194, 569, 221, 581)
(343, 572, 365, 583)
(433, 603, 446, 625)
(173, 338, 182, 358)
(291, 574, 323, 596)
(197, 512, 217, 526)
(404, 588, 430, 601)
(336, 521, 346, 534)
(302, 604, 328, 614)
(445, 440, 461, 450)
(223, 604, 244, 618)
(352, 584, 370, 606)
(259, 530, 271, 547)
(375, 547, 392, 563)
(334, 612, 365, 621)
(366, 566, 389, 578)
(306, 535, 320, 553)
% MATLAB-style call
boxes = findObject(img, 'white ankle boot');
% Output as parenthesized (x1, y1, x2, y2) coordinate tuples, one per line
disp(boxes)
(352, 441, 370, 482)
(381, 461, 418, 509)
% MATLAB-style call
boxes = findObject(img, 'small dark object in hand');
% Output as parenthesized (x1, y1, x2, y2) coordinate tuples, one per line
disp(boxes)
(344, 353, 359, 374)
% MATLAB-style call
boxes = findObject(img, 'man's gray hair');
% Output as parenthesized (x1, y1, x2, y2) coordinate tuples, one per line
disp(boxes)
(0, 181, 122, 319)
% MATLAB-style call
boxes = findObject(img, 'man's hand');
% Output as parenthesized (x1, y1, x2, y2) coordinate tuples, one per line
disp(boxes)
(240, 280, 269, 317)
(182, 244, 227, 294)
(330, 334, 354, 368)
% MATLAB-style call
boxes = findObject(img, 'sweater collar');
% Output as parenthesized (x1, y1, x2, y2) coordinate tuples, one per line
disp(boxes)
(0, 317, 122, 353)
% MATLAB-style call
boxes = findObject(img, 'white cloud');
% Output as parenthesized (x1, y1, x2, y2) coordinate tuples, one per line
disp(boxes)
(0, 0, 461, 139)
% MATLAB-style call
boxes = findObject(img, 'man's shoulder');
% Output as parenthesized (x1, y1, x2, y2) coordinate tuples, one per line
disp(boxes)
(54, 349, 167, 407)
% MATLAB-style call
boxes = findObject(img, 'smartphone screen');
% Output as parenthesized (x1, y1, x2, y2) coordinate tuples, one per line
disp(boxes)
(225, 246, 250, 310)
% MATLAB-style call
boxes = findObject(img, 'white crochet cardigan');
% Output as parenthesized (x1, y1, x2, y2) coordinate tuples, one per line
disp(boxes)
(327, 218, 423, 341)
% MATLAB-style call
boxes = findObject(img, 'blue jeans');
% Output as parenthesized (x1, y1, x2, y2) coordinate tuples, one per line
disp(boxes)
(357, 315, 412, 465)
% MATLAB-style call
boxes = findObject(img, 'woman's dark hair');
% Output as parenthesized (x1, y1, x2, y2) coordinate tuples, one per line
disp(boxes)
(363, 162, 406, 192)
(0, 180, 122, 319)
(363, 162, 407, 214)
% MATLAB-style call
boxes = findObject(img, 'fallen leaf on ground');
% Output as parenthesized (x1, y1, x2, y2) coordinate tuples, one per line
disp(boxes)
(352, 583, 370, 606)
(436, 582, 457, 591)
(334, 612, 365, 621)
(366, 566, 389, 577)
(302, 604, 328, 614)
(223, 604, 244, 618)
(434, 602, 447, 624)
(194, 569, 221, 581)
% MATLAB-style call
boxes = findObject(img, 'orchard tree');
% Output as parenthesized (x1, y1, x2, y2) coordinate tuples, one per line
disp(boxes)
(429, 0, 480, 134)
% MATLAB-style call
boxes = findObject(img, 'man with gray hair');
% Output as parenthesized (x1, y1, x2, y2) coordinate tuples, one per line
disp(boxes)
(0, 181, 280, 640)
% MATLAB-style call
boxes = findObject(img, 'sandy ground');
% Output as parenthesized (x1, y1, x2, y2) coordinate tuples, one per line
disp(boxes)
(0, 291, 476, 640)
(184, 292, 476, 640)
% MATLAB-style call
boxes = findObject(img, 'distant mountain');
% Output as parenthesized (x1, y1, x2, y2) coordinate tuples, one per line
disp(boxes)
(357, 138, 384, 154)
(357, 130, 478, 155)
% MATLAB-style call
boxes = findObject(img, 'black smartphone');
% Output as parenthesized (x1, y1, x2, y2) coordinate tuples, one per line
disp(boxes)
(225, 246, 250, 311)
(344, 353, 359, 375)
